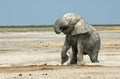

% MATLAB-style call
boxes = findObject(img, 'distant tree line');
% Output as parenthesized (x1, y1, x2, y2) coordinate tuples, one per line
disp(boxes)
(0, 24, 120, 28)
(0, 25, 53, 28)
(92, 24, 120, 26)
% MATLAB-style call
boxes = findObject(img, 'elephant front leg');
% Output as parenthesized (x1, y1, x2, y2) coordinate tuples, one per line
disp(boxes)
(61, 36, 71, 65)
(77, 43, 85, 65)
(70, 46, 77, 64)
(61, 45, 70, 65)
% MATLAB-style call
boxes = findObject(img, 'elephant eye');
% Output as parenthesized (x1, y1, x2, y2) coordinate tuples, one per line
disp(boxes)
(60, 26, 68, 31)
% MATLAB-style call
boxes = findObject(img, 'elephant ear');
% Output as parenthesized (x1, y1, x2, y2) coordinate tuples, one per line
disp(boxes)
(72, 18, 91, 35)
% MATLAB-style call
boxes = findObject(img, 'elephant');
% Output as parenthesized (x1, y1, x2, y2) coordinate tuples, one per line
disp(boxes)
(54, 13, 101, 65)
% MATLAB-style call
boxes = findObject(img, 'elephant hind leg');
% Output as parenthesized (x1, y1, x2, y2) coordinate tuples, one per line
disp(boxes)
(89, 52, 99, 63)
(89, 39, 100, 63)
(89, 46, 99, 63)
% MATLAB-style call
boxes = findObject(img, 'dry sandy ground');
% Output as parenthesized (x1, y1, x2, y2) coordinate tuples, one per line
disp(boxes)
(0, 31, 120, 79)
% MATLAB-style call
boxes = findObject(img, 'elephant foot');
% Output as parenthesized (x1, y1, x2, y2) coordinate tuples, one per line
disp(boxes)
(91, 59, 99, 63)
(61, 55, 69, 65)
(70, 59, 77, 64)
(67, 63, 77, 66)
(77, 62, 85, 66)
(92, 60, 99, 63)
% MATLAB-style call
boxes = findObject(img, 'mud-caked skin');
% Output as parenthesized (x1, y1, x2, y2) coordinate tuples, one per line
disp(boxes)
(54, 13, 101, 65)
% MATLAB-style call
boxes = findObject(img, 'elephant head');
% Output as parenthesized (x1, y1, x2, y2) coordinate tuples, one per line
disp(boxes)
(54, 13, 94, 35)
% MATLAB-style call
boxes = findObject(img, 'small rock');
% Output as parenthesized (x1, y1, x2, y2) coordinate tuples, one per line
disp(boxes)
(29, 74, 32, 76)
(19, 74, 22, 76)
(42, 73, 48, 75)
(40, 42, 42, 43)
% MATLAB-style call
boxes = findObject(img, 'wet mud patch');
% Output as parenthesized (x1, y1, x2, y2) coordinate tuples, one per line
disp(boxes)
(0, 64, 112, 73)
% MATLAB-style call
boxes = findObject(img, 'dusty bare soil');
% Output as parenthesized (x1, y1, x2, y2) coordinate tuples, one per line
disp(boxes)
(0, 30, 120, 79)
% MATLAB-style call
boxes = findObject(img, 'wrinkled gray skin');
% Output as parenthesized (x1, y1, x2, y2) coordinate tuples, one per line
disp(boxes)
(54, 13, 101, 65)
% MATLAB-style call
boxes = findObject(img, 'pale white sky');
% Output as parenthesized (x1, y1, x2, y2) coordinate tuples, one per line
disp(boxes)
(0, 0, 120, 25)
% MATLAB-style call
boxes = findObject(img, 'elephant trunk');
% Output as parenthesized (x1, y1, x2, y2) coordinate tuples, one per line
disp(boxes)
(54, 26, 62, 34)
